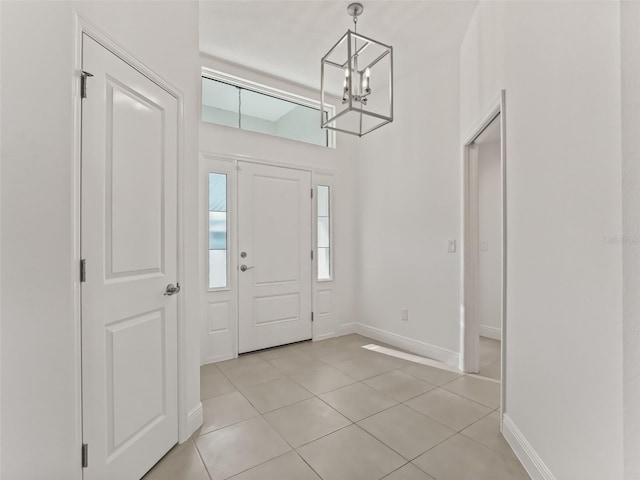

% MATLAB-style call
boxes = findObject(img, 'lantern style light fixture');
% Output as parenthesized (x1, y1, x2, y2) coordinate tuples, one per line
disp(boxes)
(321, 2, 393, 137)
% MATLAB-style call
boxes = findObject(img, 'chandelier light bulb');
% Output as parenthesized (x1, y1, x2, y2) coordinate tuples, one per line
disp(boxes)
(363, 67, 371, 93)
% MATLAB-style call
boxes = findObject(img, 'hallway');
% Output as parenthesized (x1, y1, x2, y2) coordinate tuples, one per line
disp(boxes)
(144, 334, 527, 480)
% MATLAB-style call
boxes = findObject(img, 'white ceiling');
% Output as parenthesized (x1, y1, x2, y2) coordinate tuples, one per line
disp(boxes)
(199, 1, 478, 91)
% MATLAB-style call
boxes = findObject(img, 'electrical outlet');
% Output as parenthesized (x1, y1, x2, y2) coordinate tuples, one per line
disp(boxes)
(401, 309, 409, 321)
(447, 240, 456, 253)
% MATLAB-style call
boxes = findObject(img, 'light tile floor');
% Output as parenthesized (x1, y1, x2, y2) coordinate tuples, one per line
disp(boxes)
(143, 334, 529, 480)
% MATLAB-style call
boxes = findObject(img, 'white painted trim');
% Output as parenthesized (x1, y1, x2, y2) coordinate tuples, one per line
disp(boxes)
(313, 332, 336, 342)
(503, 414, 558, 480)
(73, 13, 194, 453)
(72, 13, 85, 480)
(185, 403, 203, 441)
(201, 151, 337, 176)
(499, 91, 508, 417)
(460, 90, 508, 425)
(461, 141, 481, 373)
(342, 323, 460, 368)
(462, 94, 502, 146)
(479, 325, 502, 340)
(0, 2, 3, 470)
(363, 345, 461, 373)
(201, 354, 235, 365)
(337, 322, 358, 336)
(80, 16, 183, 99)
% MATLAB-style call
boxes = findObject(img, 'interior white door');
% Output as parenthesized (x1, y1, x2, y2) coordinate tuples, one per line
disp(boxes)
(81, 34, 178, 480)
(238, 162, 312, 353)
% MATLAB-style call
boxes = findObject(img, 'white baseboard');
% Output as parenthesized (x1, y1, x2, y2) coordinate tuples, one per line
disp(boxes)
(502, 414, 557, 480)
(201, 353, 235, 366)
(480, 325, 502, 340)
(337, 322, 357, 336)
(182, 403, 203, 442)
(339, 322, 459, 369)
(313, 331, 336, 342)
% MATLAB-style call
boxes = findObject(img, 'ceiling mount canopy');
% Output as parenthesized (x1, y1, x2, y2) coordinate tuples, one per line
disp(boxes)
(320, 2, 393, 137)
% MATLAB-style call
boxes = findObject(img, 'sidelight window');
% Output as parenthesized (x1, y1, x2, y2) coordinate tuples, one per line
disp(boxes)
(317, 185, 332, 280)
(209, 173, 228, 289)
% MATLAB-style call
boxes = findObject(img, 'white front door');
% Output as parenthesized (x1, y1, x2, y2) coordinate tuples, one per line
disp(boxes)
(81, 34, 178, 480)
(238, 162, 312, 353)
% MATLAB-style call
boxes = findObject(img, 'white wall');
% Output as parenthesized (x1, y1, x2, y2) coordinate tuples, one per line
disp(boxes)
(476, 140, 502, 338)
(621, 2, 640, 478)
(354, 48, 463, 364)
(460, 2, 623, 478)
(199, 55, 359, 362)
(0, 2, 201, 478)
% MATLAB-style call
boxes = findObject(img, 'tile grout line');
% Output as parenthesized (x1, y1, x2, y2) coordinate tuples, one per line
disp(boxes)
(196, 336, 505, 479)
(191, 437, 216, 480)
(352, 419, 441, 465)
(199, 371, 493, 443)
(438, 380, 501, 409)
(378, 461, 412, 480)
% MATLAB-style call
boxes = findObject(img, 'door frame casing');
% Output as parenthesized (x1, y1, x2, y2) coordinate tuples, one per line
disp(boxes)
(460, 91, 507, 419)
(72, 14, 190, 478)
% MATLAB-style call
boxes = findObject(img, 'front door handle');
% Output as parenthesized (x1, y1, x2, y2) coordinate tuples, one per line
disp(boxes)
(164, 283, 181, 296)
(240, 265, 254, 272)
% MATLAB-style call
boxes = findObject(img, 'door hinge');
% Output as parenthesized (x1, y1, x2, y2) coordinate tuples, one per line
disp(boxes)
(80, 259, 86, 283)
(82, 443, 88, 468)
(311, 188, 314, 199)
(311, 312, 314, 322)
(311, 250, 314, 260)
(81, 71, 94, 99)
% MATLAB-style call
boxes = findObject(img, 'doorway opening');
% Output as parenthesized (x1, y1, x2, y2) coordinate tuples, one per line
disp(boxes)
(460, 92, 507, 420)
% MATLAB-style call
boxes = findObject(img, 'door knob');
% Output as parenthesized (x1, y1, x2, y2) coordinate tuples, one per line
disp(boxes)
(240, 265, 254, 272)
(164, 283, 181, 296)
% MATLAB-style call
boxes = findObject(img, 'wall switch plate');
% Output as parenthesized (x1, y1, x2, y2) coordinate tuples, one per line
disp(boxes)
(447, 240, 456, 253)
(480, 241, 489, 252)
(401, 309, 409, 321)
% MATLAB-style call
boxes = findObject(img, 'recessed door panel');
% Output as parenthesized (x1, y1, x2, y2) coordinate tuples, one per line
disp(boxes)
(252, 175, 300, 285)
(107, 310, 165, 453)
(107, 81, 164, 278)
(253, 293, 300, 326)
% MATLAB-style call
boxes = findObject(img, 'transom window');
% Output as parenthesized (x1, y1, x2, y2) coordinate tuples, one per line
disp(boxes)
(201, 69, 334, 148)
